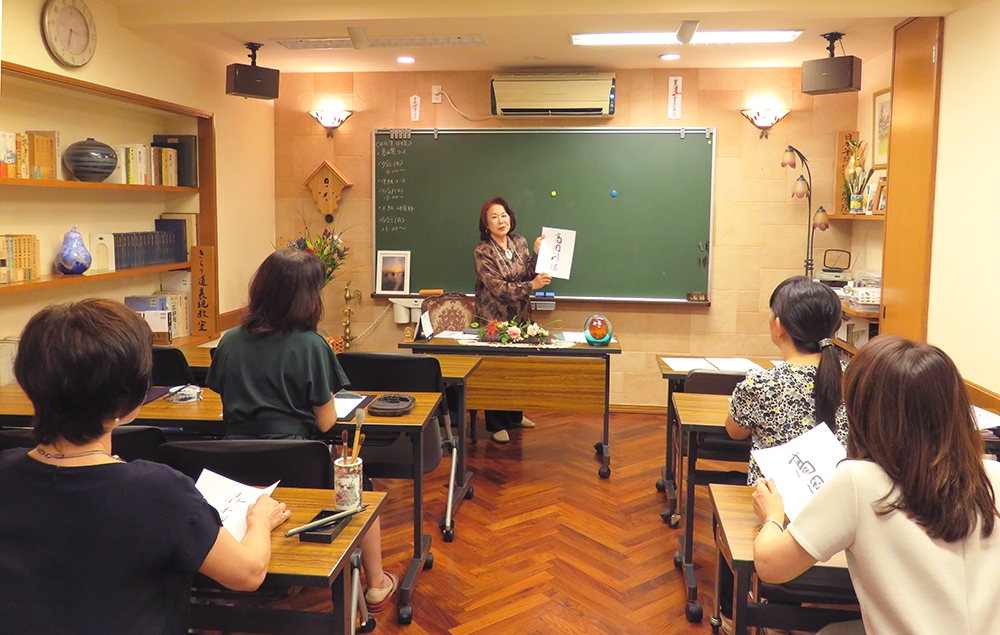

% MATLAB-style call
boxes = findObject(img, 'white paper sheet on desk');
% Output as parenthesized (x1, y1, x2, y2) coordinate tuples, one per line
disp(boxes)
(974, 406, 1000, 431)
(334, 395, 366, 419)
(751, 424, 846, 522)
(706, 357, 764, 373)
(195, 470, 278, 541)
(535, 227, 576, 280)
(436, 330, 478, 340)
(562, 331, 618, 344)
(660, 357, 716, 373)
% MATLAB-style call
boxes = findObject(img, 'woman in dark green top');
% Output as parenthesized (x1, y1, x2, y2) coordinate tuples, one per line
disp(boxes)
(207, 249, 398, 612)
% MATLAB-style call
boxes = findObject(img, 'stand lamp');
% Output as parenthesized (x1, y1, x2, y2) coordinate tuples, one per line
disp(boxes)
(781, 145, 829, 278)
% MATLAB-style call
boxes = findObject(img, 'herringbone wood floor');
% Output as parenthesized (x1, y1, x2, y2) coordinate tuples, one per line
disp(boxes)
(273, 412, 725, 634)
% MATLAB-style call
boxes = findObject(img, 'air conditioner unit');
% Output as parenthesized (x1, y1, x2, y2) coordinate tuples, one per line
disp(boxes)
(490, 73, 616, 117)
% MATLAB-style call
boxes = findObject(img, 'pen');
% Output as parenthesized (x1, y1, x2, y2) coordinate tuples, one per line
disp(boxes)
(284, 504, 368, 537)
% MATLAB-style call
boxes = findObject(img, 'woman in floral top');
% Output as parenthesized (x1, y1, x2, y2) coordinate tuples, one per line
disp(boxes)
(726, 276, 848, 484)
(474, 197, 550, 443)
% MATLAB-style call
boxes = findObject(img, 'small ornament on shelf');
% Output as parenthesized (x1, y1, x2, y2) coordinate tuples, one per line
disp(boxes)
(55, 226, 92, 275)
(584, 314, 613, 346)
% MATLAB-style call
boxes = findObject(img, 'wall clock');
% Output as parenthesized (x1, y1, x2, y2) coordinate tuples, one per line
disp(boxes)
(42, 0, 98, 67)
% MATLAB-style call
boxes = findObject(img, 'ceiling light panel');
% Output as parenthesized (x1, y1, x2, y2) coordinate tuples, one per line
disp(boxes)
(277, 35, 486, 50)
(572, 31, 802, 46)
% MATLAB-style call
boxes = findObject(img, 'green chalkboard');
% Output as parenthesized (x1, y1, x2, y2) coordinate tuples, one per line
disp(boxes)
(373, 128, 714, 302)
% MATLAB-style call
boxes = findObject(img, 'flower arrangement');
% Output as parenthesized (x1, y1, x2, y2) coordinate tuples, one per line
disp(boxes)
(287, 226, 350, 286)
(843, 139, 875, 200)
(473, 318, 551, 344)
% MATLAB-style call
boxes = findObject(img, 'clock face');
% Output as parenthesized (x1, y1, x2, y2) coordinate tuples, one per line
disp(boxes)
(42, 0, 97, 67)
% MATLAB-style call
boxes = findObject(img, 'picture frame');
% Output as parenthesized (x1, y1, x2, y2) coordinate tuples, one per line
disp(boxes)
(376, 250, 410, 295)
(873, 177, 887, 215)
(872, 88, 892, 168)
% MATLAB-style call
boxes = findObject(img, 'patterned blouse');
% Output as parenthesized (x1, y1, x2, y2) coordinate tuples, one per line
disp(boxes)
(729, 362, 849, 484)
(474, 233, 537, 323)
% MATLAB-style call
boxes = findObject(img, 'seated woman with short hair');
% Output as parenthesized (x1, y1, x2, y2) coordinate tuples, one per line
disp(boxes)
(0, 299, 290, 635)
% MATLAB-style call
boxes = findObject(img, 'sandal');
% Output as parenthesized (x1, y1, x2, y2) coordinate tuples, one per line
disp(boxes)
(364, 571, 398, 613)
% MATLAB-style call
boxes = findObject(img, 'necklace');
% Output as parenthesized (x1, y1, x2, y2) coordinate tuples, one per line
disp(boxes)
(492, 238, 514, 261)
(34, 447, 119, 461)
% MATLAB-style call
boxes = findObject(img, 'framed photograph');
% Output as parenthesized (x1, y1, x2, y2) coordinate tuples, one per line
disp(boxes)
(376, 250, 410, 295)
(873, 177, 887, 215)
(872, 88, 892, 168)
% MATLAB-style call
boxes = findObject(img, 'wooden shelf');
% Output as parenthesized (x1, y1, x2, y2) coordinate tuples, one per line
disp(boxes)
(829, 213, 886, 222)
(842, 302, 880, 321)
(0, 177, 198, 193)
(0, 261, 191, 296)
(834, 337, 858, 356)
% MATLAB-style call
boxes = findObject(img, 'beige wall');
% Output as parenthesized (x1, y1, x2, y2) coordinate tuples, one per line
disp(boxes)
(0, 0, 274, 327)
(929, 0, 1000, 392)
(276, 68, 858, 407)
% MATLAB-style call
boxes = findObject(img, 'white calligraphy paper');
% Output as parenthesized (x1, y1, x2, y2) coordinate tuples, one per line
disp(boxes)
(535, 227, 576, 280)
(660, 357, 716, 373)
(334, 394, 366, 420)
(751, 424, 846, 521)
(195, 470, 278, 541)
(706, 357, 765, 373)
(975, 406, 1000, 431)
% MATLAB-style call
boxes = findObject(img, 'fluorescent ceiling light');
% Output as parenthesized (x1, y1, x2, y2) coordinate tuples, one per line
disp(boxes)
(660, 53, 681, 61)
(397, 56, 416, 63)
(572, 31, 802, 46)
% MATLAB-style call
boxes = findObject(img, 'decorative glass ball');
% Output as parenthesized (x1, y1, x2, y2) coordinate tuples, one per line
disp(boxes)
(584, 314, 613, 346)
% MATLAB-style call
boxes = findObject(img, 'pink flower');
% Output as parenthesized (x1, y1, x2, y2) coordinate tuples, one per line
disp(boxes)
(507, 325, 521, 340)
(526, 324, 539, 337)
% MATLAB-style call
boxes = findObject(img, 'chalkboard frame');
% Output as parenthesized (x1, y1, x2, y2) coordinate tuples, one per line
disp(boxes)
(371, 127, 716, 304)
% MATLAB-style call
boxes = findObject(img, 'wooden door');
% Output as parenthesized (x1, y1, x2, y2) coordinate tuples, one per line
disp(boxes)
(879, 17, 944, 341)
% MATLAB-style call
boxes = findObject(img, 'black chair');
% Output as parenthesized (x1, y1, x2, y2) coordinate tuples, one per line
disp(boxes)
(0, 425, 166, 462)
(156, 439, 333, 488)
(334, 352, 455, 535)
(152, 346, 197, 387)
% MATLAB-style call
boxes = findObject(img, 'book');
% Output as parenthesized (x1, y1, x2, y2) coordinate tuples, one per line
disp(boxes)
(152, 134, 198, 187)
(15, 133, 29, 179)
(139, 310, 173, 344)
(155, 218, 189, 262)
(26, 132, 56, 180)
(159, 213, 197, 257)
(0, 339, 17, 387)
(25, 130, 61, 180)
(153, 291, 190, 338)
(124, 295, 171, 312)
(0, 132, 16, 178)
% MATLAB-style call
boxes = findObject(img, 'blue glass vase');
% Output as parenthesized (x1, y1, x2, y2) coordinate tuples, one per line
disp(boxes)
(55, 226, 92, 275)
(584, 315, 613, 346)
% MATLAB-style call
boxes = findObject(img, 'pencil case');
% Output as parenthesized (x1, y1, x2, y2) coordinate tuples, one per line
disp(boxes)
(299, 509, 352, 543)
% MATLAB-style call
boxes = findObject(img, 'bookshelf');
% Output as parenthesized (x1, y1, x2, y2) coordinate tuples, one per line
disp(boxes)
(0, 61, 218, 334)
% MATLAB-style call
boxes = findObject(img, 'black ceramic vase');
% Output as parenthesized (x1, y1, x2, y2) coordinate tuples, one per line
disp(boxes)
(63, 138, 117, 182)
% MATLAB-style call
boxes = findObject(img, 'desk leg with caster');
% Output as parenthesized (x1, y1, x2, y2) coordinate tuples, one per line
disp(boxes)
(674, 429, 702, 622)
(350, 549, 376, 634)
(595, 355, 612, 479)
(440, 383, 474, 543)
(398, 427, 433, 626)
(658, 378, 682, 526)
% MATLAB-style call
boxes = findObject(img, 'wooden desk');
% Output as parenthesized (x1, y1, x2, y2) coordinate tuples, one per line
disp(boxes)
(402, 337, 622, 478)
(671, 392, 742, 623)
(175, 343, 213, 369)
(425, 354, 481, 542)
(656, 357, 774, 527)
(190, 489, 386, 635)
(709, 485, 859, 635)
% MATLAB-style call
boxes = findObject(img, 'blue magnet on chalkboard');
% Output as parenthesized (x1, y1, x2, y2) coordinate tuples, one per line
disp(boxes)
(545, 292, 555, 298)
(535, 292, 545, 297)
(610, 190, 617, 197)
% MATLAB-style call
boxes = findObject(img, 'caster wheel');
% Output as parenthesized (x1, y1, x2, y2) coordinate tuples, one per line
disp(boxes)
(397, 604, 413, 625)
(464, 485, 475, 500)
(659, 509, 672, 523)
(673, 551, 683, 569)
(655, 478, 666, 493)
(710, 615, 722, 634)
(667, 513, 681, 529)
(598, 465, 611, 479)
(424, 552, 434, 569)
(443, 528, 454, 542)
(358, 616, 377, 633)
(593, 441, 602, 453)
(439, 518, 446, 531)
(685, 602, 703, 623)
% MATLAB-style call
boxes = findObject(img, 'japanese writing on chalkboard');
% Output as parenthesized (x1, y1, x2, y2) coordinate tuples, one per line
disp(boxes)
(375, 138, 413, 233)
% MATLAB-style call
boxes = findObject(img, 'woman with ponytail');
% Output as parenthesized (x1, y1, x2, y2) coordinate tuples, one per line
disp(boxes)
(725, 275, 847, 484)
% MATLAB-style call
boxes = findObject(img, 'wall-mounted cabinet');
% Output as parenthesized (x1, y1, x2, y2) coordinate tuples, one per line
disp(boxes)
(0, 61, 218, 335)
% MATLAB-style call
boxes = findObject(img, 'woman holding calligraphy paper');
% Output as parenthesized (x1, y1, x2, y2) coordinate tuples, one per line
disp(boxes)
(752, 336, 1000, 635)
(725, 276, 848, 484)
(473, 196, 550, 444)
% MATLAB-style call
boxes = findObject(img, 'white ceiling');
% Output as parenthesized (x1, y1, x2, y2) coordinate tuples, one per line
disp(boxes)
(105, 0, 963, 73)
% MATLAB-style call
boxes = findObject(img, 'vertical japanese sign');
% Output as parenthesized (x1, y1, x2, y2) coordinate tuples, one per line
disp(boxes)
(192, 245, 217, 336)
(668, 76, 683, 119)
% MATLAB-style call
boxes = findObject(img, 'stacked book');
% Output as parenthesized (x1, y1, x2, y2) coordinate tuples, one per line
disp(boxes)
(0, 234, 41, 283)
(109, 135, 197, 187)
(124, 292, 190, 339)
(0, 131, 61, 180)
(107, 229, 187, 270)
(0, 338, 17, 387)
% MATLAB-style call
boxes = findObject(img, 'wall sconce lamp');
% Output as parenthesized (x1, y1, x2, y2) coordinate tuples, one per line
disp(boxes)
(741, 108, 789, 138)
(310, 110, 353, 137)
(782, 145, 829, 279)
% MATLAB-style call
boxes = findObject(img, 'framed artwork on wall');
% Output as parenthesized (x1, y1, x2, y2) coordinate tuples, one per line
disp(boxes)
(376, 250, 410, 295)
(873, 88, 892, 168)
(873, 177, 887, 215)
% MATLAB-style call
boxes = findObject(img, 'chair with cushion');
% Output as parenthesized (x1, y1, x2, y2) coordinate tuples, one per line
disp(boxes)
(156, 439, 333, 488)
(420, 293, 479, 444)
(334, 352, 457, 538)
(152, 346, 197, 387)
(0, 425, 166, 462)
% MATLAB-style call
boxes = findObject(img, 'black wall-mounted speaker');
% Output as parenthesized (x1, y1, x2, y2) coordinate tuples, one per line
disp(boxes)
(801, 56, 862, 95)
(226, 63, 280, 100)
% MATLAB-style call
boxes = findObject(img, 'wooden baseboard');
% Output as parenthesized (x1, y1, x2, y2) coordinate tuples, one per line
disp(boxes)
(217, 307, 246, 333)
(611, 403, 665, 415)
(967, 379, 1000, 414)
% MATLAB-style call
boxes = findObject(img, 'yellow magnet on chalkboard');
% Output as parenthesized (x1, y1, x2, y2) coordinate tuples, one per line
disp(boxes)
(550, 191, 557, 197)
